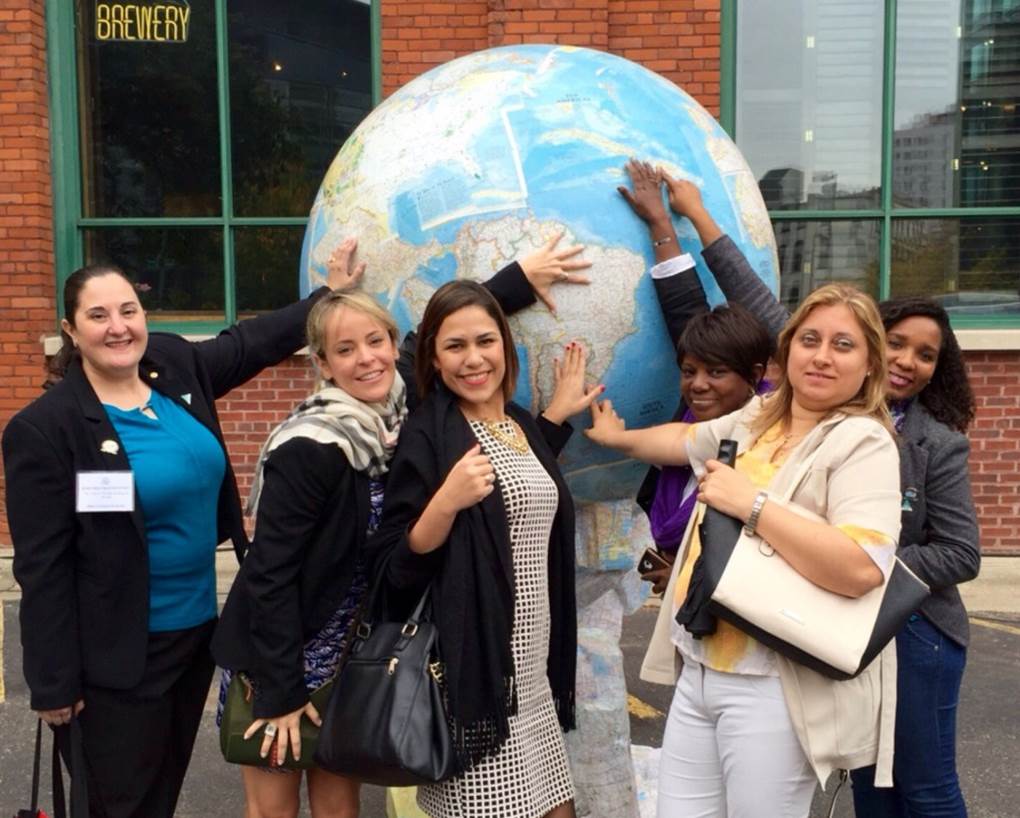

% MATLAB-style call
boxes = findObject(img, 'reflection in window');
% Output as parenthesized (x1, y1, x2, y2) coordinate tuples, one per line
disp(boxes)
(82, 228, 225, 321)
(773, 220, 880, 310)
(229, 1, 373, 217)
(736, 0, 885, 210)
(235, 226, 304, 316)
(891, 219, 1020, 315)
(76, 0, 221, 217)
(894, 0, 1020, 207)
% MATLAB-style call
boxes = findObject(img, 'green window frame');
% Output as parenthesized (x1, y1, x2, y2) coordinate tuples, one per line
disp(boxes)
(46, 0, 382, 334)
(719, 0, 1020, 329)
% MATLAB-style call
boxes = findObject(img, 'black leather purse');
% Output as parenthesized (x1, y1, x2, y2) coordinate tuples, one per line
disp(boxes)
(314, 585, 457, 786)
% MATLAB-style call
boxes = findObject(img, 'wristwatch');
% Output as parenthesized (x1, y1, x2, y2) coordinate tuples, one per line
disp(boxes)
(743, 490, 769, 537)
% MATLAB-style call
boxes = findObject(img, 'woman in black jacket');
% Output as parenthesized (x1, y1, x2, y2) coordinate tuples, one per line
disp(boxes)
(369, 280, 601, 818)
(1, 245, 360, 818)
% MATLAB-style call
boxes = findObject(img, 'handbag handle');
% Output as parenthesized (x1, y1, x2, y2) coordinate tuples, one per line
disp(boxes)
(51, 715, 89, 818)
(26, 718, 41, 813)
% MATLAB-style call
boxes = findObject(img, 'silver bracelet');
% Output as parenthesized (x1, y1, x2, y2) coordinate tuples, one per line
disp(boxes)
(652, 235, 673, 247)
(743, 490, 768, 537)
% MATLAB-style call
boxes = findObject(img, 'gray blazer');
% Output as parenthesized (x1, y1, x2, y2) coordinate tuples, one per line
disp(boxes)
(895, 401, 980, 645)
(701, 235, 982, 646)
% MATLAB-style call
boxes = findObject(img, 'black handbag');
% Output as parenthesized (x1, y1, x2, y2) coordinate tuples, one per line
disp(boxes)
(15, 717, 88, 818)
(314, 585, 457, 786)
(695, 439, 930, 680)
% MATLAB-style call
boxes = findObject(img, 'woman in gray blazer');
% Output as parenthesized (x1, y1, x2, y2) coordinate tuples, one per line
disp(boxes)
(849, 297, 978, 817)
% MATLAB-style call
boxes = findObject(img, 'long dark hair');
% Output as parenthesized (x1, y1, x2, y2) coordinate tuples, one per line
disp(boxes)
(48, 264, 132, 380)
(414, 280, 520, 402)
(880, 297, 975, 432)
(676, 303, 773, 386)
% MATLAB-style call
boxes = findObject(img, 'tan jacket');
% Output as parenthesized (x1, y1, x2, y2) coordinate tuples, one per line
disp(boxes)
(640, 399, 901, 787)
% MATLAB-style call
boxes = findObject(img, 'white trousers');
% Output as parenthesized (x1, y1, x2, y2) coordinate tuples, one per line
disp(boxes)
(656, 660, 817, 818)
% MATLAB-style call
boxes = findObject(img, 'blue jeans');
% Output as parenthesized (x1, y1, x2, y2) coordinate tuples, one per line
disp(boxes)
(850, 615, 968, 817)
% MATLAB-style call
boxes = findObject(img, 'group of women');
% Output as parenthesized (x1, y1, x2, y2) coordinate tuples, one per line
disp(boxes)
(3, 160, 978, 818)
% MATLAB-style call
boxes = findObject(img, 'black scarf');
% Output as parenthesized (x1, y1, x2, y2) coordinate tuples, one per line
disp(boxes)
(369, 384, 576, 768)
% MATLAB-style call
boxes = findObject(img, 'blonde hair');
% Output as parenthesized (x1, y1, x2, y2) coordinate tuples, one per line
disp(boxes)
(752, 284, 893, 436)
(305, 290, 399, 368)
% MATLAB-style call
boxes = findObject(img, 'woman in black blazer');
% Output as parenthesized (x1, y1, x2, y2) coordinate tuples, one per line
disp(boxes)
(369, 281, 602, 818)
(1, 246, 360, 818)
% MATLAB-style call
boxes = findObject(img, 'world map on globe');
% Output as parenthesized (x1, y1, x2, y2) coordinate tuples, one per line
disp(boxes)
(300, 44, 778, 506)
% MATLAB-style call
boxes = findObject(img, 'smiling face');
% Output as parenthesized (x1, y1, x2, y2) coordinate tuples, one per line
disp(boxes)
(884, 315, 941, 401)
(680, 355, 754, 421)
(432, 305, 507, 419)
(316, 306, 399, 403)
(62, 273, 148, 381)
(786, 303, 871, 413)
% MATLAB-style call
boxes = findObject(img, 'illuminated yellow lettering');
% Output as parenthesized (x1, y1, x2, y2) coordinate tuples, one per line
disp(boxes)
(164, 6, 179, 41)
(152, 5, 165, 41)
(110, 3, 125, 41)
(136, 5, 152, 40)
(180, 6, 190, 40)
(124, 4, 137, 41)
(96, 4, 111, 40)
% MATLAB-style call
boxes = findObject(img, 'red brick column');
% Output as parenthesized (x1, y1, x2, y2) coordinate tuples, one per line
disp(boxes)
(964, 352, 1020, 552)
(0, 0, 53, 542)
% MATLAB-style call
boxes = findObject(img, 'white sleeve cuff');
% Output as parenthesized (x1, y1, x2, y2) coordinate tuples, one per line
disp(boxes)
(650, 253, 696, 280)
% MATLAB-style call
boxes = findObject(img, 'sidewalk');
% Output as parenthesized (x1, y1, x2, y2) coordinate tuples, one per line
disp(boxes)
(1, 547, 1019, 619)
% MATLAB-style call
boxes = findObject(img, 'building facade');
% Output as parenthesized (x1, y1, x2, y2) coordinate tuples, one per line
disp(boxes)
(1, 0, 1018, 551)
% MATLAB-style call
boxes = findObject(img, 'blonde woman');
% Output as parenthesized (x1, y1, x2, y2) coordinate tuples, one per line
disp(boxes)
(586, 284, 903, 818)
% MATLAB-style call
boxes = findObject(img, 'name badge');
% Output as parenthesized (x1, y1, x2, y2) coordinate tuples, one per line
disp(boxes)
(76, 471, 135, 513)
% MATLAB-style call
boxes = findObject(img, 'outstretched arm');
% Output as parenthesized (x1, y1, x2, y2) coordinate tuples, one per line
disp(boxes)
(584, 399, 692, 467)
(662, 171, 789, 340)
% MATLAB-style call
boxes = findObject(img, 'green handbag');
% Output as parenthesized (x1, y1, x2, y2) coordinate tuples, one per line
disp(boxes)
(219, 673, 335, 769)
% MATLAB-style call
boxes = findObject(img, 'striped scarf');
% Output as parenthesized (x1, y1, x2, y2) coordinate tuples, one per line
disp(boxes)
(246, 374, 407, 515)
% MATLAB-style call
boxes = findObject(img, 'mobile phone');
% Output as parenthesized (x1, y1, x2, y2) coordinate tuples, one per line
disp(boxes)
(638, 547, 671, 575)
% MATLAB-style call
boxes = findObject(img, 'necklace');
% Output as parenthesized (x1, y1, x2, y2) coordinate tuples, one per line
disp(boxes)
(477, 417, 529, 454)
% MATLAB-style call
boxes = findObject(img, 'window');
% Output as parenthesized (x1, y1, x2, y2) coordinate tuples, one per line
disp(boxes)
(49, 0, 379, 330)
(725, 0, 1020, 324)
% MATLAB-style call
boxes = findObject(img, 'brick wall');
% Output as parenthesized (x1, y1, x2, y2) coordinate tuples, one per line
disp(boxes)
(2, 0, 1019, 553)
(964, 353, 1020, 552)
(0, 0, 53, 543)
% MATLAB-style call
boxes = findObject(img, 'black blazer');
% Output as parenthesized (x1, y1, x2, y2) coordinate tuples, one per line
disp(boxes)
(211, 438, 371, 717)
(2, 290, 326, 710)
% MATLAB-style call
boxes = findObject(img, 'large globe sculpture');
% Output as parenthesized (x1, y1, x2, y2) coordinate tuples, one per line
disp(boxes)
(300, 44, 778, 504)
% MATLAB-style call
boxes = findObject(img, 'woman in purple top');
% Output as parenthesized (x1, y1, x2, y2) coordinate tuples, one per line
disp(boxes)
(619, 160, 774, 591)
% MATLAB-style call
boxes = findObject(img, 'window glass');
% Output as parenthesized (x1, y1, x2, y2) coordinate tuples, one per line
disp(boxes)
(773, 219, 881, 309)
(736, 1, 885, 210)
(77, 0, 221, 217)
(82, 228, 225, 321)
(894, 0, 1020, 207)
(890, 218, 1020, 316)
(228, 0, 373, 216)
(234, 226, 304, 316)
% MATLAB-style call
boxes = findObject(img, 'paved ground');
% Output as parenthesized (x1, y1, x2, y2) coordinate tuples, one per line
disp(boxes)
(1, 554, 1017, 816)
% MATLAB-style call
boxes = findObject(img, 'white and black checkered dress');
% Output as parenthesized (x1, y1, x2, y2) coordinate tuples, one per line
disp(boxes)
(417, 419, 575, 818)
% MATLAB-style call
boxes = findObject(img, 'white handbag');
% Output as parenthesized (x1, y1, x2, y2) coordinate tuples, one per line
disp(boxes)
(699, 440, 929, 680)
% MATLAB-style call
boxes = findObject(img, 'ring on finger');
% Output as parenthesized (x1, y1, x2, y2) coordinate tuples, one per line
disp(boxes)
(264, 723, 278, 738)
(557, 271, 568, 282)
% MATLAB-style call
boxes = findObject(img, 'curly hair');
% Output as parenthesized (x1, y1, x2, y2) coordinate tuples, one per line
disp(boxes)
(879, 297, 975, 433)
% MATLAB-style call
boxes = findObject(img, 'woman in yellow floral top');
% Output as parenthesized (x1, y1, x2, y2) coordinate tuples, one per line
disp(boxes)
(586, 284, 902, 818)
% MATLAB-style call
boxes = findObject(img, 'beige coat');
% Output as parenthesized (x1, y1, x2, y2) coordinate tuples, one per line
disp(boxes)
(640, 399, 901, 787)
